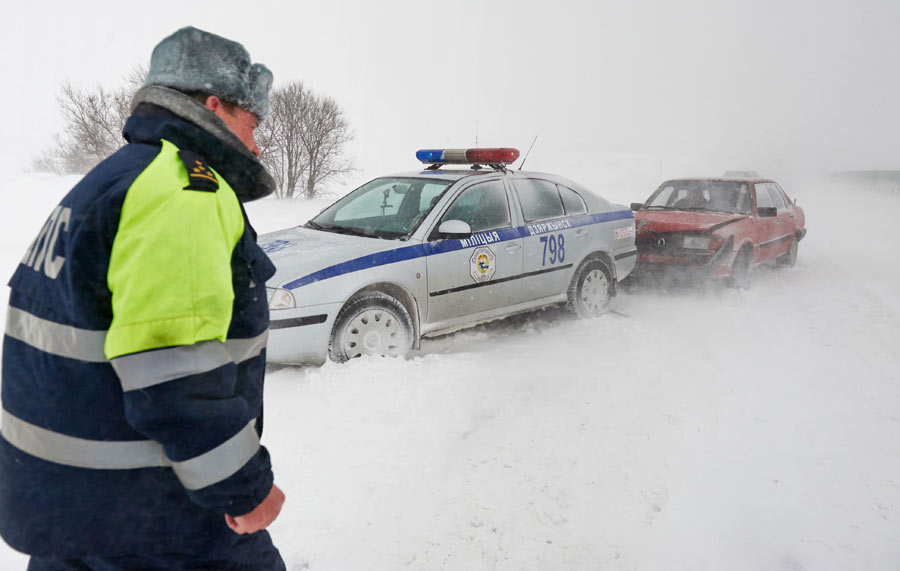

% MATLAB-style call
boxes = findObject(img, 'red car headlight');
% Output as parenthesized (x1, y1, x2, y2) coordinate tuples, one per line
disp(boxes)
(682, 235, 711, 250)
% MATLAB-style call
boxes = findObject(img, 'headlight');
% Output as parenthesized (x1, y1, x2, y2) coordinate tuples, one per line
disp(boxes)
(267, 287, 296, 309)
(682, 235, 710, 249)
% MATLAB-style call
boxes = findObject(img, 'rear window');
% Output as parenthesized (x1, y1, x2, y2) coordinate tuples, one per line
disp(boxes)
(559, 185, 587, 215)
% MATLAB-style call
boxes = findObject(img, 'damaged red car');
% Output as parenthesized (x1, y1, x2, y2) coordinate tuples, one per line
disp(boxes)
(630, 177, 806, 287)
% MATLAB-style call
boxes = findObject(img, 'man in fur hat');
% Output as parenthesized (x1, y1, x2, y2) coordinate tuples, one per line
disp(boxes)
(0, 27, 286, 570)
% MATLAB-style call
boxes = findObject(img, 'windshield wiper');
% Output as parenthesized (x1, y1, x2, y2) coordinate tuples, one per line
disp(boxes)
(695, 207, 739, 214)
(330, 226, 381, 238)
(305, 220, 405, 240)
(304, 221, 367, 237)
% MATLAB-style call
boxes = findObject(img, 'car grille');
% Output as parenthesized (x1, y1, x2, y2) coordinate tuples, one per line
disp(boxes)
(636, 233, 713, 264)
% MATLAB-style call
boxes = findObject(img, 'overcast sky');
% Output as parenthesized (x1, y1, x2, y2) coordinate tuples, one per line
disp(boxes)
(3, 0, 899, 192)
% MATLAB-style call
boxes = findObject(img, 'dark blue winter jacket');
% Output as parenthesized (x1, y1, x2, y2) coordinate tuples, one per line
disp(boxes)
(0, 92, 278, 558)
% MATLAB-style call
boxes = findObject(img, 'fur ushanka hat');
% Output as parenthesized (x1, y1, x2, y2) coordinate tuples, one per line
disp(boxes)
(145, 26, 273, 120)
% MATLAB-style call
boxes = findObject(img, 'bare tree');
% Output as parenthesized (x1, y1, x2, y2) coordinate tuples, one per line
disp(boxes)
(35, 70, 354, 198)
(299, 91, 354, 199)
(257, 82, 308, 199)
(258, 81, 354, 199)
(32, 65, 147, 174)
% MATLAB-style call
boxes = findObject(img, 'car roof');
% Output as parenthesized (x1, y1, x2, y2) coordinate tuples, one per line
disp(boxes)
(384, 168, 584, 185)
(661, 176, 775, 184)
(381, 169, 495, 182)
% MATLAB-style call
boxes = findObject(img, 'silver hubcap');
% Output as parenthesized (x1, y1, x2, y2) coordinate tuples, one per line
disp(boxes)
(580, 269, 609, 315)
(342, 308, 404, 358)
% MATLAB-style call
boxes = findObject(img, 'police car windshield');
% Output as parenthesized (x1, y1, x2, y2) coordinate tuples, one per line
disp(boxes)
(643, 180, 751, 214)
(309, 177, 452, 239)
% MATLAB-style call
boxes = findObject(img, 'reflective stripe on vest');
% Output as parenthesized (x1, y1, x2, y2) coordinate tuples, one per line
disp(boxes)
(5, 306, 107, 362)
(1, 409, 260, 491)
(224, 331, 269, 365)
(7, 306, 266, 373)
(111, 331, 267, 392)
(170, 419, 260, 491)
(112, 341, 232, 392)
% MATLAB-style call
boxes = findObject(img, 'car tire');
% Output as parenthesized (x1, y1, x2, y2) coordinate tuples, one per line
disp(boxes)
(727, 246, 752, 289)
(566, 259, 612, 318)
(776, 238, 798, 268)
(328, 292, 413, 363)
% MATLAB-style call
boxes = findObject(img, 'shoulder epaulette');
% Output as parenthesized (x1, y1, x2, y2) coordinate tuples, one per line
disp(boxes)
(178, 149, 219, 192)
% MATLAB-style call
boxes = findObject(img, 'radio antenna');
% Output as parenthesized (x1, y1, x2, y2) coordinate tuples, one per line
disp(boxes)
(518, 136, 538, 170)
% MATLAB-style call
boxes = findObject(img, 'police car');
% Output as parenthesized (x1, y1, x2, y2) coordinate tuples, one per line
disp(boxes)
(261, 148, 637, 364)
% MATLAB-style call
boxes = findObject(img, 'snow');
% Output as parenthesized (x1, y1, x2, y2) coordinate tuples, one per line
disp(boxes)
(2, 171, 900, 570)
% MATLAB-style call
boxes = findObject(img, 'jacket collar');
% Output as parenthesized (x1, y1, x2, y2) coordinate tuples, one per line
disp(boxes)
(124, 85, 275, 203)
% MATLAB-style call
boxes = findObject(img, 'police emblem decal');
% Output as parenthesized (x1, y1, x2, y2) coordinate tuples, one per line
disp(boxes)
(470, 246, 496, 283)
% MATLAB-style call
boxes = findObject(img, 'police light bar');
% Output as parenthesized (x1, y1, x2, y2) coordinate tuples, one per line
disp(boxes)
(416, 148, 520, 165)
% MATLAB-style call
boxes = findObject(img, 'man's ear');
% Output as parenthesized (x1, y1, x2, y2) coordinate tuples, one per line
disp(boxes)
(204, 95, 223, 113)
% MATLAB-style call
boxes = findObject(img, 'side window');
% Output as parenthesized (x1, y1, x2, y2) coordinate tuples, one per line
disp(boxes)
(754, 183, 774, 210)
(771, 184, 793, 211)
(765, 184, 788, 212)
(439, 180, 510, 233)
(514, 179, 565, 222)
(559, 184, 587, 215)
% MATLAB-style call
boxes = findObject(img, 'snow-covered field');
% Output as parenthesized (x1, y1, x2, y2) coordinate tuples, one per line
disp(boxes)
(2, 171, 899, 570)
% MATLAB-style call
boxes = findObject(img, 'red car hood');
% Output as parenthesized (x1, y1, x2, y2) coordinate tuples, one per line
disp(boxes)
(635, 210, 746, 234)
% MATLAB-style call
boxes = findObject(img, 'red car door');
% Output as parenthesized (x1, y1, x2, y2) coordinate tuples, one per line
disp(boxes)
(773, 183, 803, 238)
(754, 182, 793, 262)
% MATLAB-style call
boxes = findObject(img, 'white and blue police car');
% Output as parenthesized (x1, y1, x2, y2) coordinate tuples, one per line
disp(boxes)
(261, 148, 636, 364)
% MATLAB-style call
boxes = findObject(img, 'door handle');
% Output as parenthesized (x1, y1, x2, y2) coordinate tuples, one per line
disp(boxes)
(505, 242, 522, 252)
(575, 229, 590, 240)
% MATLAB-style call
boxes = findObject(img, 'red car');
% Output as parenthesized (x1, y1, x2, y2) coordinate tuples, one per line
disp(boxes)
(631, 177, 806, 287)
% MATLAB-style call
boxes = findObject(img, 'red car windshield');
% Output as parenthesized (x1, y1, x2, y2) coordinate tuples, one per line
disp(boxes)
(643, 180, 751, 214)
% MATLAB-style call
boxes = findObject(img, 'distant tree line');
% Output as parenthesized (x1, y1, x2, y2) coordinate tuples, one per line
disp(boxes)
(33, 67, 354, 199)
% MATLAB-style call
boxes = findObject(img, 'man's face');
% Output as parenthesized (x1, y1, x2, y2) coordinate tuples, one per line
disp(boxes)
(206, 96, 261, 158)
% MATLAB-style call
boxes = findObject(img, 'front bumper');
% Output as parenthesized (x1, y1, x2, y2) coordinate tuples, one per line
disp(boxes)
(634, 236, 735, 279)
(266, 302, 343, 365)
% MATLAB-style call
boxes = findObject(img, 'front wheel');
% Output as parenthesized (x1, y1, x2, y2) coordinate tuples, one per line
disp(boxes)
(727, 247, 752, 289)
(776, 238, 798, 267)
(328, 292, 413, 363)
(566, 260, 613, 318)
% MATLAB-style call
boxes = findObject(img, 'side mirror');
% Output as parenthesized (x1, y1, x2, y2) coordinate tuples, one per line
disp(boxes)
(437, 219, 472, 239)
(757, 206, 777, 218)
(630, 202, 643, 211)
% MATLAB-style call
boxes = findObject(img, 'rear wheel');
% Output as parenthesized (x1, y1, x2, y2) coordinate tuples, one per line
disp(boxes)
(566, 259, 612, 318)
(328, 292, 413, 363)
(776, 238, 798, 267)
